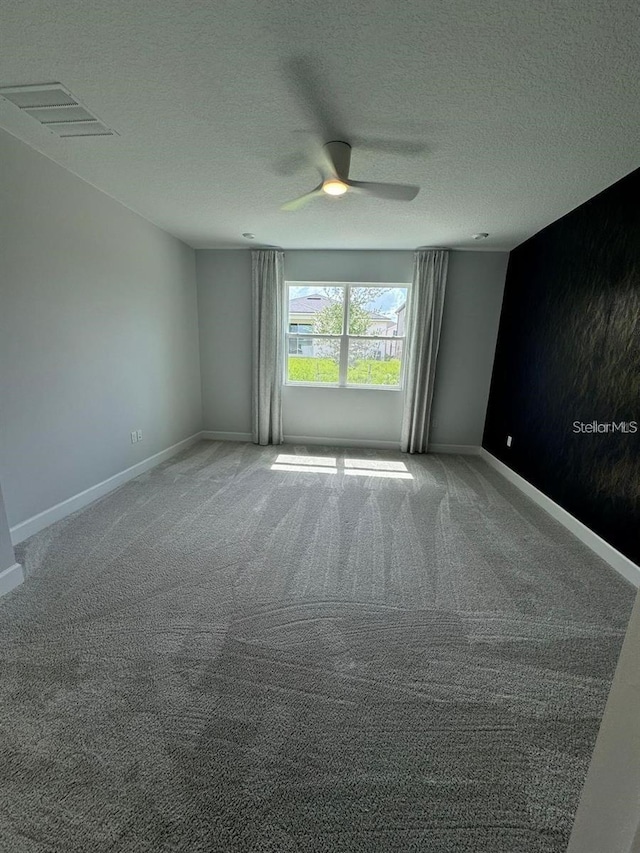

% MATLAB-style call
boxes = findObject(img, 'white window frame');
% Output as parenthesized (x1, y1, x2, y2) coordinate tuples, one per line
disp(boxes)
(284, 281, 410, 390)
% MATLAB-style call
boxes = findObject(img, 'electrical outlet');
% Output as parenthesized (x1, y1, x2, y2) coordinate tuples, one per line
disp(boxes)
(137, 429, 143, 442)
(130, 431, 138, 444)
(506, 435, 513, 448)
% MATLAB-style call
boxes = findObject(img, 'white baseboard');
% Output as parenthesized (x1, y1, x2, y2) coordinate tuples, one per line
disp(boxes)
(200, 433, 484, 455)
(10, 432, 203, 545)
(202, 431, 399, 450)
(200, 431, 252, 442)
(0, 563, 24, 598)
(283, 434, 400, 450)
(428, 444, 482, 455)
(480, 448, 640, 588)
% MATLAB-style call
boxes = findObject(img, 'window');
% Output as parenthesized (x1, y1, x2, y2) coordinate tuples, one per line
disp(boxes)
(285, 283, 409, 388)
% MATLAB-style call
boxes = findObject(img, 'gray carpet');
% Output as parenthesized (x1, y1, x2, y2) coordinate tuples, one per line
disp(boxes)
(0, 441, 635, 852)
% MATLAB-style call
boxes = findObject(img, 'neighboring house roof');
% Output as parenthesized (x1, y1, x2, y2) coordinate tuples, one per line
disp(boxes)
(288, 293, 333, 314)
(289, 292, 393, 322)
(368, 315, 396, 324)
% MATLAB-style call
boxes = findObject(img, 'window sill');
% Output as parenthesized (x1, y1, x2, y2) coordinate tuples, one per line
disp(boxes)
(284, 382, 402, 392)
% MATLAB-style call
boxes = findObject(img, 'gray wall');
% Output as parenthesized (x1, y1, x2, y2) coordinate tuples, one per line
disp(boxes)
(0, 483, 15, 572)
(197, 249, 508, 446)
(0, 128, 203, 528)
(567, 588, 640, 853)
(431, 250, 509, 445)
(196, 250, 253, 435)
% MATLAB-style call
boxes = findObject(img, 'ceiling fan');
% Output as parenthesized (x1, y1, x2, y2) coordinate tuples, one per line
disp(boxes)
(281, 140, 420, 211)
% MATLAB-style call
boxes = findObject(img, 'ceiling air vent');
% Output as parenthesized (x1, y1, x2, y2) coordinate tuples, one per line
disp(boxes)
(0, 83, 116, 138)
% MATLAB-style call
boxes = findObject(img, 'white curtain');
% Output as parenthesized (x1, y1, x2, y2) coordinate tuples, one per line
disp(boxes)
(400, 249, 449, 453)
(252, 249, 284, 445)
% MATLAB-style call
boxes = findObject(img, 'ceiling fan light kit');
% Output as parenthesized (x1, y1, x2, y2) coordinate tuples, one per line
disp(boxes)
(322, 179, 348, 196)
(281, 140, 420, 211)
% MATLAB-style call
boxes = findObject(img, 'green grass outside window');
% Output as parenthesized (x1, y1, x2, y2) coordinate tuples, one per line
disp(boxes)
(288, 357, 401, 386)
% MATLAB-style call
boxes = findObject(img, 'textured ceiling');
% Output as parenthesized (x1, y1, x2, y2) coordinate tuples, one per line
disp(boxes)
(0, 0, 638, 250)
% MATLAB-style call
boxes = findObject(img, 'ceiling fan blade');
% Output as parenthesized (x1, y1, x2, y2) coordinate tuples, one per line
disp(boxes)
(280, 57, 347, 179)
(315, 143, 338, 178)
(282, 56, 343, 142)
(274, 130, 338, 180)
(281, 184, 324, 211)
(347, 180, 420, 201)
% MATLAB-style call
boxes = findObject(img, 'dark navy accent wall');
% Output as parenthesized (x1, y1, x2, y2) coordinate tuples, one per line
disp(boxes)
(483, 168, 640, 566)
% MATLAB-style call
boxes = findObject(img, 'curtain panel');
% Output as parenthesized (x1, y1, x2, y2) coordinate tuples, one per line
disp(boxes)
(400, 249, 449, 453)
(251, 249, 284, 445)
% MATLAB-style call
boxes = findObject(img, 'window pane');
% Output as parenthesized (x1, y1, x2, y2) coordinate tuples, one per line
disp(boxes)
(347, 338, 403, 386)
(287, 337, 341, 383)
(288, 335, 315, 356)
(348, 286, 407, 336)
(289, 285, 344, 335)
